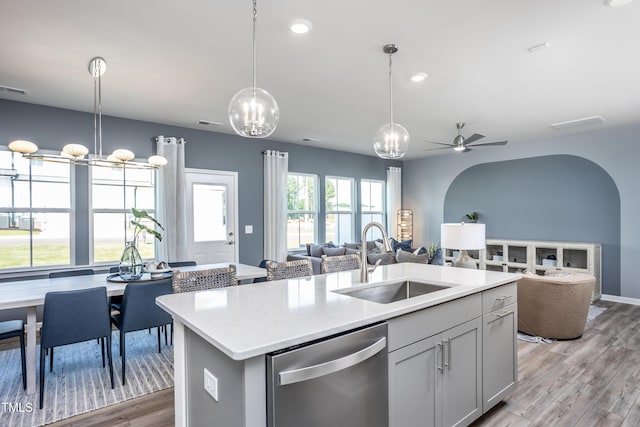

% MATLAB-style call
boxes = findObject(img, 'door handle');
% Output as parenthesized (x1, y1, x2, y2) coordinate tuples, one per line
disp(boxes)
(278, 337, 386, 386)
(487, 309, 515, 324)
(444, 338, 451, 370)
(227, 241, 234, 245)
(437, 342, 444, 372)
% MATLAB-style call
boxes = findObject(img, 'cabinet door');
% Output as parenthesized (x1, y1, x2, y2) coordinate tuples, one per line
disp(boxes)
(442, 318, 482, 427)
(389, 334, 442, 427)
(482, 303, 518, 412)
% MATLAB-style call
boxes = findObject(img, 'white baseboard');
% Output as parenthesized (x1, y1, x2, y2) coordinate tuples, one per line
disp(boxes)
(601, 294, 640, 306)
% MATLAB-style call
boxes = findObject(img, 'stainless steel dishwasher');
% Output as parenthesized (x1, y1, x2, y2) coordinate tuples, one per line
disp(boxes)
(266, 322, 388, 427)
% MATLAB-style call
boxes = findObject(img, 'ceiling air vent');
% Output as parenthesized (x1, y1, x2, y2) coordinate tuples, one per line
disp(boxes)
(0, 85, 28, 96)
(550, 116, 606, 131)
(198, 120, 223, 126)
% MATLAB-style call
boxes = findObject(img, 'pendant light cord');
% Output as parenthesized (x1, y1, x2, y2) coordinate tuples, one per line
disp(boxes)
(252, 0, 257, 92)
(92, 60, 103, 160)
(388, 52, 394, 126)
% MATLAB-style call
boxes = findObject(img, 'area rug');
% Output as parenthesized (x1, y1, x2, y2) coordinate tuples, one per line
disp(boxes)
(517, 305, 608, 344)
(0, 329, 173, 426)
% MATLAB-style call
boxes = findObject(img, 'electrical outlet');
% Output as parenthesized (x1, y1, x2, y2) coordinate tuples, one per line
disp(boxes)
(204, 368, 218, 401)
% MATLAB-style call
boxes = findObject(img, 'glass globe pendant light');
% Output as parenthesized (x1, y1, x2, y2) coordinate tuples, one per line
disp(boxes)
(373, 44, 410, 159)
(228, 0, 279, 138)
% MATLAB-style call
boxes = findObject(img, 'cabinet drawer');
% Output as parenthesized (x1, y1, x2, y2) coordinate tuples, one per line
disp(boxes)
(482, 283, 516, 314)
(388, 294, 481, 352)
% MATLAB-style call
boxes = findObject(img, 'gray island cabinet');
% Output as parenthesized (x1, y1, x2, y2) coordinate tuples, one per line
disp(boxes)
(156, 263, 520, 427)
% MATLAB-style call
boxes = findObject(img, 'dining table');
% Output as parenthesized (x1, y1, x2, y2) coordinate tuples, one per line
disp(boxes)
(0, 262, 266, 395)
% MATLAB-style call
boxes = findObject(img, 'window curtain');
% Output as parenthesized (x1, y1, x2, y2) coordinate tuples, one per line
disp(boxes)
(264, 150, 289, 261)
(386, 166, 402, 240)
(155, 136, 187, 263)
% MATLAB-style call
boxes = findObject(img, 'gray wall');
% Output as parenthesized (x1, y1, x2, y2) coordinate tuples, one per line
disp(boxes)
(0, 99, 400, 268)
(404, 123, 640, 298)
(443, 155, 620, 295)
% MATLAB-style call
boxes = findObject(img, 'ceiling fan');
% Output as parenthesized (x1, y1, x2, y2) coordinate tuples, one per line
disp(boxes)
(424, 123, 508, 153)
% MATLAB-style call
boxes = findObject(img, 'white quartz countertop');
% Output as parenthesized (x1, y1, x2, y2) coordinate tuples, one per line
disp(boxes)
(156, 263, 521, 360)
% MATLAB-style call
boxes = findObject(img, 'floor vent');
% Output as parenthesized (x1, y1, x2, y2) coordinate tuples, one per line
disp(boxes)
(550, 116, 606, 131)
(0, 85, 28, 96)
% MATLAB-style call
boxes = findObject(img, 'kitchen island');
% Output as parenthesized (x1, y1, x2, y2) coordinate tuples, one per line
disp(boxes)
(157, 263, 521, 427)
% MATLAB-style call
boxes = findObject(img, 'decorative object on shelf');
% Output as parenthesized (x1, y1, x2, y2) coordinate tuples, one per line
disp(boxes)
(464, 211, 479, 223)
(441, 222, 486, 269)
(228, 0, 279, 138)
(397, 209, 413, 241)
(373, 44, 410, 159)
(8, 57, 167, 170)
(119, 208, 164, 280)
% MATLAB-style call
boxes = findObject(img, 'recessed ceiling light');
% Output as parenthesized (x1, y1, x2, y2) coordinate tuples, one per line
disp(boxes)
(410, 72, 428, 83)
(289, 19, 312, 34)
(604, 0, 633, 6)
(527, 42, 551, 53)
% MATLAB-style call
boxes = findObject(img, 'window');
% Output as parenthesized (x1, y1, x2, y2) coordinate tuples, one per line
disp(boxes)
(287, 173, 318, 251)
(0, 150, 72, 270)
(361, 179, 385, 240)
(91, 165, 157, 263)
(325, 176, 354, 245)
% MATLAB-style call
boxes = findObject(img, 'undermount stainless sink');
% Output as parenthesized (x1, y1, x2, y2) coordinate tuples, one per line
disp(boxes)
(333, 280, 449, 304)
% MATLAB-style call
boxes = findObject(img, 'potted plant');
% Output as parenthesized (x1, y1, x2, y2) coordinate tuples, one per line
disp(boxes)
(119, 208, 164, 280)
(464, 212, 479, 223)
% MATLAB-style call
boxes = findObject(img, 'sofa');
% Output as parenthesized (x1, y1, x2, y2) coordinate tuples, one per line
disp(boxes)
(288, 239, 442, 275)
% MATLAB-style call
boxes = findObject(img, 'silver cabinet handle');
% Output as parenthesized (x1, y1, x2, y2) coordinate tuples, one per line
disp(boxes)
(444, 338, 451, 370)
(278, 337, 386, 386)
(494, 295, 512, 301)
(488, 309, 515, 324)
(437, 342, 444, 372)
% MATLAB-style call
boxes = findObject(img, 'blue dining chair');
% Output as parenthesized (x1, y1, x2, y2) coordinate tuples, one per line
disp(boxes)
(168, 261, 197, 268)
(40, 286, 114, 409)
(0, 320, 26, 390)
(110, 278, 173, 385)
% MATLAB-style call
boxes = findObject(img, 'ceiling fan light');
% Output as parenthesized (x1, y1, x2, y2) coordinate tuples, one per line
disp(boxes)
(148, 155, 168, 167)
(8, 139, 38, 154)
(453, 145, 466, 152)
(62, 143, 89, 158)
(111, 149, 135, 162)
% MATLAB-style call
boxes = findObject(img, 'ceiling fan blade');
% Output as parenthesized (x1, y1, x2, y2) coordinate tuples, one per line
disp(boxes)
(468, 140, 508, 147)
(423, 146, 453, 151)
(424, 140, 455, 147)
(463, 133, 485, 145)
(461, 147, 472, 153)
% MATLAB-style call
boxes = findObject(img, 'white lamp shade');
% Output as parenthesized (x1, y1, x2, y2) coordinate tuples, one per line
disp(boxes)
(441, 223, 486, 250)
(111, 149, 135, 162)
(148, 155, 168, 167)
(62, 143, 89, 158)
(8, 139, 39, 154)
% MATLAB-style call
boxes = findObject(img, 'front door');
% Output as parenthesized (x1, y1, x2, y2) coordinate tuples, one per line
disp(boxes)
(184, 169, 238, 264)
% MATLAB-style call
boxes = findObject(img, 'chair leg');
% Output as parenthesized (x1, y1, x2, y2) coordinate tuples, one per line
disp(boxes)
(19, 332, 26, 390)
(121, 332, 126, 385)
(157, 327, 161, 353)
(170, 322, 173, 346)
(164, 324, 168, 346)
(39, 347, 45, 409)
(101, 336, 105, 368)
(106, 335, 114, 389)
(49, 347, 54, 372)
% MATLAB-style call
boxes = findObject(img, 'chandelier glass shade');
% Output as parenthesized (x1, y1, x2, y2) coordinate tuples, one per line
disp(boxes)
(228, 0, 279, 138)
(8, 57, 166, 170)
(373, 44, 410, 159)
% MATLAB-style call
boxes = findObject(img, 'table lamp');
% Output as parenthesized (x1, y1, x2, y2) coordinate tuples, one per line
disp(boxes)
(441, 222, 486, 269)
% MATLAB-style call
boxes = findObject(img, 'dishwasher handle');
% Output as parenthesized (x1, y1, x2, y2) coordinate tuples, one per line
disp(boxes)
(278, 337, 387, 386)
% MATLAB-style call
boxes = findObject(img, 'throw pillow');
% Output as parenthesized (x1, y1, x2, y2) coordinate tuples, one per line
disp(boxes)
(310, 244, 325, 258)
(396, 249, 430, 264)
(343, 242, 360, 250)
(367, 253, 397, 266)
(327, 241, 337, 248)
(375, 240, 387, 252)
(389, 237, 413, 253)
(305, 243, 312, 256)
(345, 247, 360, 255)
(323, 247, 346, 257)
(413, 246, 427, 255)
(429, 248, 444, 266)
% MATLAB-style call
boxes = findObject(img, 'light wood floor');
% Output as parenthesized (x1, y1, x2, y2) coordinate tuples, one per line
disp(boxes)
(9, 300, 640, 426)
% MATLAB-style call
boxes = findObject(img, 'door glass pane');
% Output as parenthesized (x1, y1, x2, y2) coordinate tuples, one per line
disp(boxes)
(193, 184, 227, 242)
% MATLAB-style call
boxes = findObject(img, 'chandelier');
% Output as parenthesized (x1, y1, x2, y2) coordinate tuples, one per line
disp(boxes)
(373, 44, 410, 159)
(8, 57, 167, 169)
(228, 0, 279, 138)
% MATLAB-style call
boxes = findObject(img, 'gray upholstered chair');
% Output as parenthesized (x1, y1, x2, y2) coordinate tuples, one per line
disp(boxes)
(320, 254, 362, 273)
(266, 259, 313, 281)
(0, 320, 26, 390)
(40, 287, 114, 408)
(168, 261, 197, 268)
(172, 265, 238, 293)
